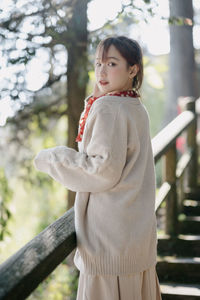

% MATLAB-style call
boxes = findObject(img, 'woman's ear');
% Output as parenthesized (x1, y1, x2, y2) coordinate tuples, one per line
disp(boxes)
(129, 65, 139, 78)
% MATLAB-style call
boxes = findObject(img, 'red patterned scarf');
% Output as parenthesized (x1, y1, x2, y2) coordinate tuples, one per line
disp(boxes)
(76, 90, 139, 142)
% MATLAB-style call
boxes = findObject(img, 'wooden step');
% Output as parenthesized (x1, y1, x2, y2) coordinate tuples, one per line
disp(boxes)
(156, 256, 200, 283)
(160, 282, 200, 299)
(157, 234, 200, 257)
(183, 200, 200, 216)
(184, 187, 200, 200)
(179, 217, 200, 234)
(184, 189, 200, 201)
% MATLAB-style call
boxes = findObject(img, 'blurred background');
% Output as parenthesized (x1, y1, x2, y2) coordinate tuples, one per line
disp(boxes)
(0, 0, 199, 299)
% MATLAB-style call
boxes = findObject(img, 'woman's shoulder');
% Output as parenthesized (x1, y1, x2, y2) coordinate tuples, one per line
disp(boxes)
(88, 95, 120, 115)
(85, 94, 144, 122)
(92, 95, 140, 109)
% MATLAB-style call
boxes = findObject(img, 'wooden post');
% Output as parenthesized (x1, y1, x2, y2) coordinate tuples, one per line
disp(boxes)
(186, 99, 198, 190)
(163, 143, 178, 236)
(176, 174, 183, 215)
(178, 97, 198, 191)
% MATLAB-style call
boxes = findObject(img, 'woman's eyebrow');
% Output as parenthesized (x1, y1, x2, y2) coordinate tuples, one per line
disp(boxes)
(107, 56, 120, 60)
(96, 56, 120, 61)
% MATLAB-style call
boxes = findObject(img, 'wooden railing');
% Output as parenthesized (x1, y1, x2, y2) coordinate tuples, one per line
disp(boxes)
(0, 96, 198, 300)
(152, 97, 198, 235)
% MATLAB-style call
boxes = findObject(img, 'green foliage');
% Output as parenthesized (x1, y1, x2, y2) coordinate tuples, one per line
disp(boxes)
(26, 263, 79, 300)
(28, 263, 71, 300)
(168, 16, 193, 26)
(0, 168, 13, 241)
(22, 115, 68, 233)
(66, 266, 79, 300)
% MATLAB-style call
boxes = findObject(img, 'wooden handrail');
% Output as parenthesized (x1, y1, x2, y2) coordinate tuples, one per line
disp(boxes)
(0, 208, 76, 300)
(154, 97, 198, 236)
(0, 97, 198, 300)
(152, 110, 195, 163)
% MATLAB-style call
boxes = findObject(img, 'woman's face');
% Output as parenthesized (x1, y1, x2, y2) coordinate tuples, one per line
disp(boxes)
(95, 45, 137, 94)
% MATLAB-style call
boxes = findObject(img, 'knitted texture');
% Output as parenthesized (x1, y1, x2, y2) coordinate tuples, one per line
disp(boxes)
(34, 95, 158, 275)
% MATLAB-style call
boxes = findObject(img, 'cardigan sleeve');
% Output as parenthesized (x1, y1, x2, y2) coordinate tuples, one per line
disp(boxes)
(34, 102, 130, 192)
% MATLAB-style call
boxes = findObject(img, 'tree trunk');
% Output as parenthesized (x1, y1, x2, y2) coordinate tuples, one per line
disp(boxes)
(164, 0, 198, 126)
(66, 0, 89, 209)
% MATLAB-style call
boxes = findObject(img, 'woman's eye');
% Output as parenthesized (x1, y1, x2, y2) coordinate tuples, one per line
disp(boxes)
(96, 62, 101, 67)
(108, 62, 116, 67)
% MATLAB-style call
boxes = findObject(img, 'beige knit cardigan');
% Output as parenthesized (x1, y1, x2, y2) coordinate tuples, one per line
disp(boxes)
(34, 95, 158, 276)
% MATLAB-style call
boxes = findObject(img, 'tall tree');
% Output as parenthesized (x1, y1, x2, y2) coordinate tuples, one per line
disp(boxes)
(0, 0, 89, 209)
(66, 0, 88, 208)
(164, 0, 198, 124)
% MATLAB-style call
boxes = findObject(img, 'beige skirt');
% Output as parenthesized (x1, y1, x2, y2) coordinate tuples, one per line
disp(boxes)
(76, 265, 162, 300)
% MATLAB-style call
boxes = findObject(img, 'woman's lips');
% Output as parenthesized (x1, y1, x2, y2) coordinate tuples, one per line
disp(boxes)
(99, 80, 109, 86)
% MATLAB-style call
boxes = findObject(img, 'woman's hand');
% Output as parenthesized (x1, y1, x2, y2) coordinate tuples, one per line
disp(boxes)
(93, 83, 104, 98)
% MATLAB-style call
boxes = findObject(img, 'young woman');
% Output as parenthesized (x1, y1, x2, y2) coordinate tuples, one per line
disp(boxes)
(34, 36, 162, 299)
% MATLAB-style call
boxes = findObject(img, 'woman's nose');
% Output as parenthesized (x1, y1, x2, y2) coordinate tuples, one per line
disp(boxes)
(100, 64, 107, 76)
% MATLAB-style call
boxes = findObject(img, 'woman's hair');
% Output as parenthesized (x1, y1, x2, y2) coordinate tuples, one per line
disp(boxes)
(96, 36, 143, 93)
